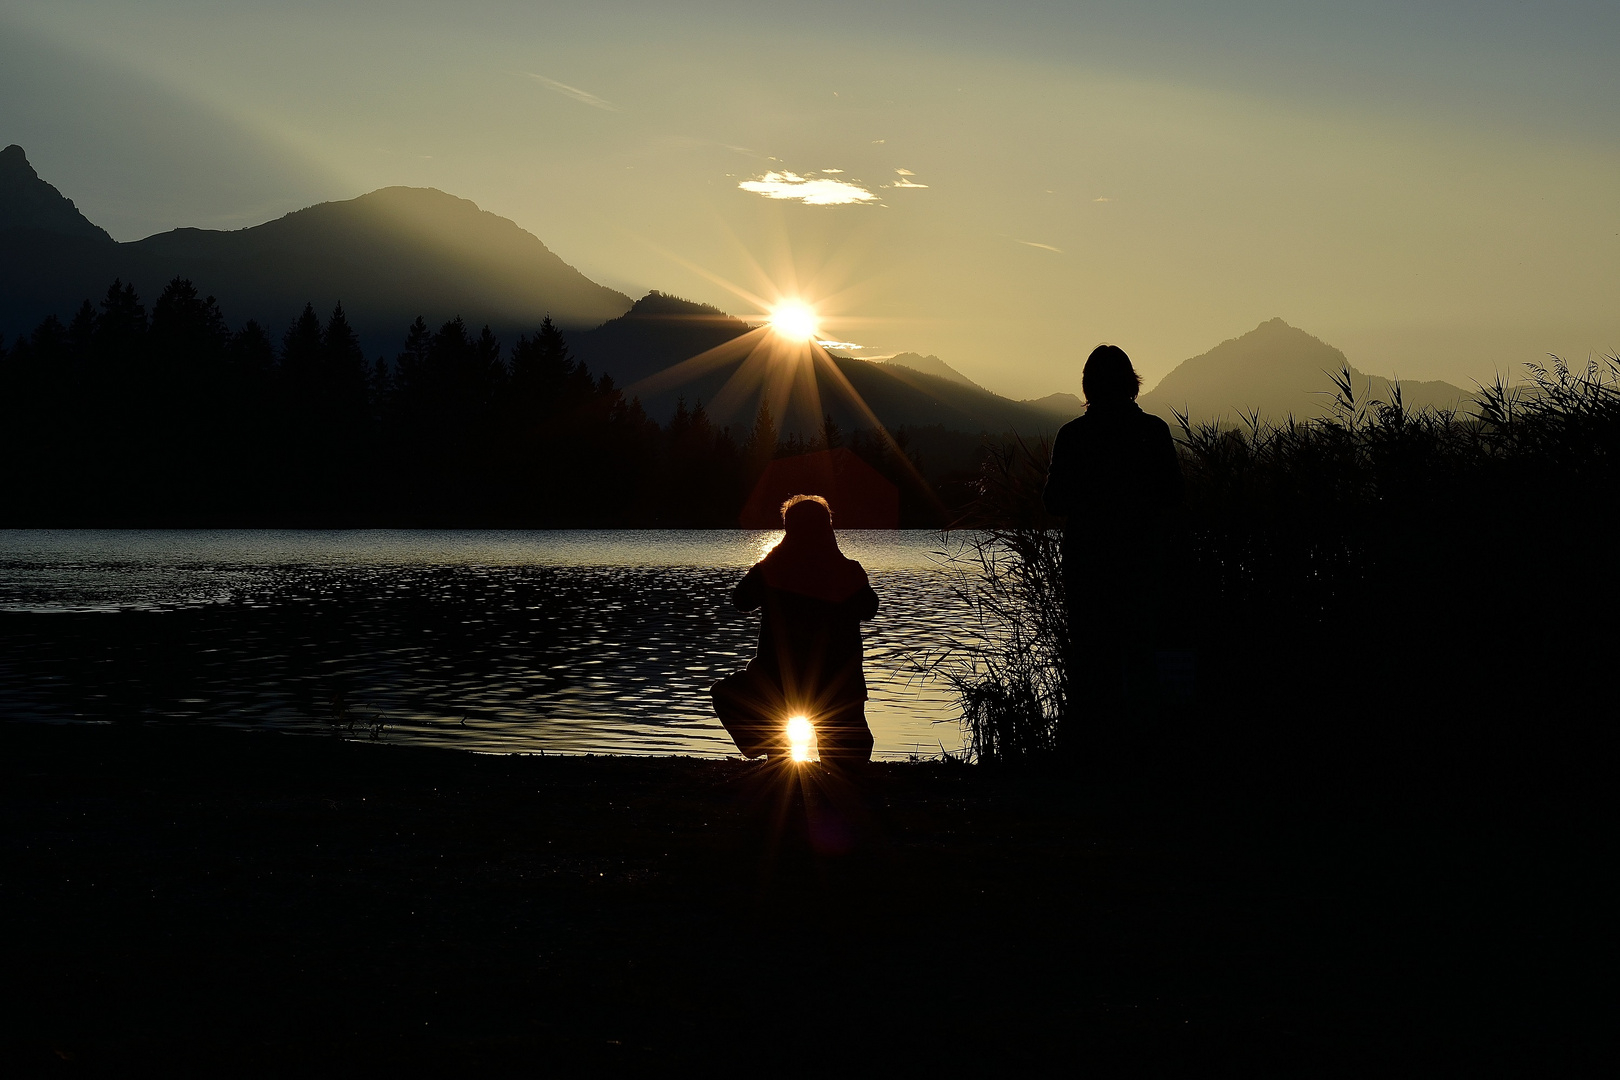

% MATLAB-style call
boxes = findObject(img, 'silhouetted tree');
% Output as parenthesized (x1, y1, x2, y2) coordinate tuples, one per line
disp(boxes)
(744, 400, 778, 481)
(0, 273, 978, 528)
(94, 279, 146, 362)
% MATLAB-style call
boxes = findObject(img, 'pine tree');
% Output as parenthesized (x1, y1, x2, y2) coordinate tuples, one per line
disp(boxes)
(151, 278, 229, 379)
(95, 280, 146, 360)
(395, 316, 432, 395)
(66, 300, 97, 358)
(281, 303, 324, 389)
(745, 399, 778, 470)
(369, 356, 393, 418)
(820, 412, 843, 450)
(229, 321, 275, 380)
(321, 303, 370, 419)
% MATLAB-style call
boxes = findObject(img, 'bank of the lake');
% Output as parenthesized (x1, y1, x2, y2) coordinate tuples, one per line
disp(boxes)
(0, 721, 1589, 1073)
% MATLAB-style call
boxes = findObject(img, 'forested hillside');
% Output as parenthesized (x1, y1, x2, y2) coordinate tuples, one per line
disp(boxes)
(0, 278, 972, 527)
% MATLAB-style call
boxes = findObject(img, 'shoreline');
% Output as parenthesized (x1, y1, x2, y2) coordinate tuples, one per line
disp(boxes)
(1, 719, 1590, 1071)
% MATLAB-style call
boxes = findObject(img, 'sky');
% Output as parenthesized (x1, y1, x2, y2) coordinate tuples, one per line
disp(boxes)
(3, 0, 1617, 398)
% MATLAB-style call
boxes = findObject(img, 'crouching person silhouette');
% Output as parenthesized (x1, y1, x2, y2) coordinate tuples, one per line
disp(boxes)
(711, 495, 880, 766)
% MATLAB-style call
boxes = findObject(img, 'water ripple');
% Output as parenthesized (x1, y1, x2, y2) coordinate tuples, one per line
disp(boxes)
(0, 531, 973, 759)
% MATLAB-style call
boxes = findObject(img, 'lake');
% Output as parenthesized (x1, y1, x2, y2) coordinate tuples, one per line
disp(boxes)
(0, 530, 976, 759)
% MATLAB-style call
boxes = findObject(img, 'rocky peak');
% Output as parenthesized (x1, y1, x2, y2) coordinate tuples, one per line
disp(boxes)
(0, 145, 115, 242)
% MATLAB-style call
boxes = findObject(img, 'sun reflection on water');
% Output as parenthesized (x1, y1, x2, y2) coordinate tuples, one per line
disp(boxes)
(753, 530, 785, 562)
(786, 715, 816, 763)
(0, 529, 973, 759)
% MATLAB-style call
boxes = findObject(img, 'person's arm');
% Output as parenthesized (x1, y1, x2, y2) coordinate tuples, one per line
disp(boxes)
(1155, 419, 1184, 510)
(1042, 426, 1076, 517)
(734, 565, 764, 612)
(849, 568, 879, 622)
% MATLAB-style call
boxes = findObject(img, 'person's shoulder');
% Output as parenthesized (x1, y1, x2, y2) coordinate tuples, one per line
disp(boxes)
(1055, 413, 1088, 439)
(841, 556, 871, 582)
(1133, 405, 1172, 435)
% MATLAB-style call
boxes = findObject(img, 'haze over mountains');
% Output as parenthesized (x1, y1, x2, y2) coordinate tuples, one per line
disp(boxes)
(0, 145, 631, 354)
(1, 143, 1471, 436)
(569, 293, 1082, 433)
(1139, 319, 1470, 426)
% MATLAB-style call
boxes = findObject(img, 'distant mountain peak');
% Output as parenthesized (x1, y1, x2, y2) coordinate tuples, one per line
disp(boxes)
(623, 291, 734, 319)
(878, 352, 983, 391)
(0, 145, 114, 243)
(1021, 391, 1085, 418)
(1140, 318, 1469, 423)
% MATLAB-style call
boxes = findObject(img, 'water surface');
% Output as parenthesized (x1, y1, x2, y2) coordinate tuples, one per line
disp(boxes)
(0, 530, 973, 759)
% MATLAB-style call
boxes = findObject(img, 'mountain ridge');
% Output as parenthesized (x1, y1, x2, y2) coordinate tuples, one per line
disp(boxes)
(877, 352, 983, 391)
(1140, 317, 1470, 425)
(0, 150, 632, 355)
(0, 145, 113, 243)
(572, 291, 1078, 437)
(3, 147, 1473, 435)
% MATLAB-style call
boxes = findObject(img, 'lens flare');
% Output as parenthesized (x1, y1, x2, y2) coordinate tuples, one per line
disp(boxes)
(786, 715, 815, 763)
(768, 301, 819, 342)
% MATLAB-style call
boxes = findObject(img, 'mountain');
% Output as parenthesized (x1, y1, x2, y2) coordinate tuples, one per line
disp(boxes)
(876, 353, 1083, 423)
(569, 291, 1075, 438)
(878, 352, 983, 390)
(0, 144, 113, 242)
(0, 147, 632, 353)
(1139, 318, 1470, 425)
(1020, 392, 1085, 419)
(570, 292, 755, 387)
(827, 357, 1077, 435)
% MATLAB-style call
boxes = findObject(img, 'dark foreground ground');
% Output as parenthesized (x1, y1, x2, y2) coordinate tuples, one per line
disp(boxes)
(0, 721, 1600, 1076)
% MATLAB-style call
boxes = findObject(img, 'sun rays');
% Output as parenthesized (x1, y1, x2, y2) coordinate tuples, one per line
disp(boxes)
(768, 300, 819, 343)
(619, 233, 948, 518)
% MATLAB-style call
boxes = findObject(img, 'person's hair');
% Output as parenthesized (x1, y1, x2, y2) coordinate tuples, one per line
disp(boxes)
(780, 494, 832, 533)
(1082, 344, 1142, 404)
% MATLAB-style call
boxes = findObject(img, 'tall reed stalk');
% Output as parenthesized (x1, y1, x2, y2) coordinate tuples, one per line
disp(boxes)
(931, 436, 1067, 765)
(936, 355, 1620, 765)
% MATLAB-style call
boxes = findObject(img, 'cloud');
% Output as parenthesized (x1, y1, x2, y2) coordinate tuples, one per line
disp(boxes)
(524, 72, 618, 111)
(738, 171, 877, 206)
(820, 168, 843, 173)
(817, 340, 864, 350)
(895, 168, 915, 175)
(1093, 196, 1112, 202)
(1016, 239, 1063, 253)
(886, 169, 928, 189)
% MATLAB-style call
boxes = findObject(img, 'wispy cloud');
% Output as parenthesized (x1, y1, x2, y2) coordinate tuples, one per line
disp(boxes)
(737, 171, 877, 206)
(818, 340, 864, 350)
(524, 72, 618, 111)
(821, 168, 844, 174)
(887, 169, 929, 189)
(1016, 239, 1063, 253)
(1093, 196, 1112, 202)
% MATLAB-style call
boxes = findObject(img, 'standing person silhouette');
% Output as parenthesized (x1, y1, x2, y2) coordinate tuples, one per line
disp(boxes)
(1043, 345, 1182, 730)
(711, 495, 880, 765)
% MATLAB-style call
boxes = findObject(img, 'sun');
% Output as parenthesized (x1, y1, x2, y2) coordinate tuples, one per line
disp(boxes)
(768, 300, 819, 343)
(786, 715, 816, 763)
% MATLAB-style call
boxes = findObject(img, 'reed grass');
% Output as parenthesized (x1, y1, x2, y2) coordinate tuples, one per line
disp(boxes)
(939, 355, 1620, 765)
(930, 437, 1066, 765)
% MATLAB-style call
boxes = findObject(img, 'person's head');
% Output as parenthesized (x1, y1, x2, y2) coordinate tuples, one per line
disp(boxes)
(1082, 344, 1142, 405)
(781, 494, 834, 542)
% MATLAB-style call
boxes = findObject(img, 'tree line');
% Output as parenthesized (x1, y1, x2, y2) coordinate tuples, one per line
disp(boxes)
(0, 278, 954, 527)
